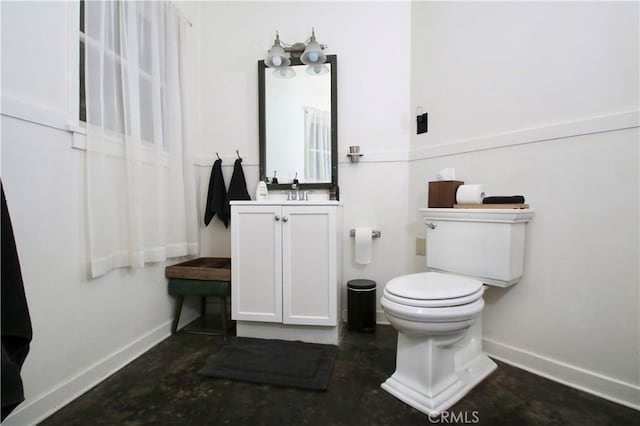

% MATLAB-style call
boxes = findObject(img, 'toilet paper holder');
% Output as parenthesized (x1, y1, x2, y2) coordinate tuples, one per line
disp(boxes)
(349, 229, 381, 239)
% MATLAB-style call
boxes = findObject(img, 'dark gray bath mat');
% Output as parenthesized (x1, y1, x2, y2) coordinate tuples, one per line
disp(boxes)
(198, 337, 338, 390)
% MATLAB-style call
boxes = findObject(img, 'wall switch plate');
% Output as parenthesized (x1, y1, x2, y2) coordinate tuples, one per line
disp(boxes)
(417, 112, 428, 134)
(416, 238, 426, 256)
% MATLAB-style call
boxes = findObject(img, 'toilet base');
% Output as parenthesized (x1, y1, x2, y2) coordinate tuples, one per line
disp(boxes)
(381, 353, 497, 416)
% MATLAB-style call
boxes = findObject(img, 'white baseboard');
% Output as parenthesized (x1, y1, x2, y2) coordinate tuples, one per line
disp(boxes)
(376, 310, 389, 325)
(342, 309, 389, 326)
(483, 338, 640, 411)
(3, 321, 174, 426)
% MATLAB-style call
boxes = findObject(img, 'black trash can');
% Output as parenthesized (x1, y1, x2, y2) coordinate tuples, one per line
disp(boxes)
(347, 279, 376, 332)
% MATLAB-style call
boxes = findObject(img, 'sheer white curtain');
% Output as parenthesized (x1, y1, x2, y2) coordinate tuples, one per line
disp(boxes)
(304, 107, 331, 182)
(84, 1, 198, 278)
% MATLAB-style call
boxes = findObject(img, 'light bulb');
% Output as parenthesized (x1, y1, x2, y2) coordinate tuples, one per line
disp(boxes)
(272, 56, 282, 67)
(308, 51, 318, 63)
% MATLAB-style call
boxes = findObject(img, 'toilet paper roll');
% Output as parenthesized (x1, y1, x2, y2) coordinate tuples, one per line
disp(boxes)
(355, 227, 372, 265)
(456, 184, 486, 204)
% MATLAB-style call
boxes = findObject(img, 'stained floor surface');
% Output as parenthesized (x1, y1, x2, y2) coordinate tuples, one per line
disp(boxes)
(41, 325, 638, 425)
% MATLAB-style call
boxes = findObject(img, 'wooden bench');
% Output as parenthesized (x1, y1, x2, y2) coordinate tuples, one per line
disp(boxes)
(165, 257, 232, 339)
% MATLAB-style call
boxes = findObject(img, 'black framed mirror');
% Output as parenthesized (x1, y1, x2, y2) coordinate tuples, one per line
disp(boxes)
(258, 55, 337, 190)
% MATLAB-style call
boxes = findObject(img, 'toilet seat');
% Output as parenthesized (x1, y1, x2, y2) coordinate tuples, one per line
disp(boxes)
(384, 272, 483, 308)
(380, 295, 484, 323)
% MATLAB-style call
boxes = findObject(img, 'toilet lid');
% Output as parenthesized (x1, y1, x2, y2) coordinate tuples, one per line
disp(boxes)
(385, 272, 483, 300)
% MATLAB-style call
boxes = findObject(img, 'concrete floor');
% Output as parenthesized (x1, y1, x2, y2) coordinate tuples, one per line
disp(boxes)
(41, 325, 638, 425)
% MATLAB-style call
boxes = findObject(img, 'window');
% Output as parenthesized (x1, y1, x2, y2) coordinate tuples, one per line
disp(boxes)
(81, 0, 199, 277)
(79, 0, 168, 147)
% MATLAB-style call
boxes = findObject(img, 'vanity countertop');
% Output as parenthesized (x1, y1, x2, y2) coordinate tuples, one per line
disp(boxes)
(230, 200, 342, 206)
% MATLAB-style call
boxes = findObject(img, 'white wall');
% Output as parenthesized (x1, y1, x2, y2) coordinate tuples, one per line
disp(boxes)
(196, 1, 413, 316)
(0, 2, 202, 424)
(410, 1, 639, 149)
(409, 1, 639, 408)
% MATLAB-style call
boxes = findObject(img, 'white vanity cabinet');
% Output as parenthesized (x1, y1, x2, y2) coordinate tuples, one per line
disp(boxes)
(230, 201, 342, 343)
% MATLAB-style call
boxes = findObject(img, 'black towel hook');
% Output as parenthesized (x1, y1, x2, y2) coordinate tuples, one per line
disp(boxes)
(236, 150, 242, 162)
(216, 152, 221, 160)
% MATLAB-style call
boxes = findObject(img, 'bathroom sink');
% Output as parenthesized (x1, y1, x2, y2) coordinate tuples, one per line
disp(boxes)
(266, 192, 330, 202)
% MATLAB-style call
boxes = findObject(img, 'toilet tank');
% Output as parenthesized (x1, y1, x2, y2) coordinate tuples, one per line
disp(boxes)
(420, 208, 534, 287)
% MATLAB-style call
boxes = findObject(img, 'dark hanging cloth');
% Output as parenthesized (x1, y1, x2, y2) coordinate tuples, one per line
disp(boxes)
(1, 183, 33, 421)
(204, 159, 229, 228)
(224, 158, 251, 221)
(483, 195, 526, 204)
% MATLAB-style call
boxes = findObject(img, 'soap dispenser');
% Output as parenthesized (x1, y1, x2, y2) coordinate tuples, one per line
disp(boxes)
(256, 180, 268, 201)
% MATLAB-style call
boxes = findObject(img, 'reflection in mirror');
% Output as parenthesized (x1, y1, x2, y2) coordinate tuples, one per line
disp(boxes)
(259, 55, 337, 190)
(266, 64, 330, 183)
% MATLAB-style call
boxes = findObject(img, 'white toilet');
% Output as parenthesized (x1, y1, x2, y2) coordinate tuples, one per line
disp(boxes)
(381, 208, 534, 415)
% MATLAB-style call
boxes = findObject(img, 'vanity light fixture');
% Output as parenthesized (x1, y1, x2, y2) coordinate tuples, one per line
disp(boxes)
(300, 28, 327, 65)
(265, 28, 327, 78)
(265, 31, 291, 68)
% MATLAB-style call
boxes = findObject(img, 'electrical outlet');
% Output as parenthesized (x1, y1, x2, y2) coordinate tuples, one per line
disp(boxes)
(416, 238, 426, 256)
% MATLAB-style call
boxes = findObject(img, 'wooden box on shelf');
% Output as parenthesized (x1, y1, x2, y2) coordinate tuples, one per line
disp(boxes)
(428, 180, 464, 208)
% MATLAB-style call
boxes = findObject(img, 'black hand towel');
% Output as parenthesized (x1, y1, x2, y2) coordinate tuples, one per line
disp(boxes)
(483, 195, 526, 204)
(225, 158, 251, 221)
(204, 159, 228, 227)
(1, 183, 33, 420)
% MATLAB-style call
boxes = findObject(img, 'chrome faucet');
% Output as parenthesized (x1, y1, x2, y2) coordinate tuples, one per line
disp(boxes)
(286, 184, 309, 201)
(288, 184, 299, 201)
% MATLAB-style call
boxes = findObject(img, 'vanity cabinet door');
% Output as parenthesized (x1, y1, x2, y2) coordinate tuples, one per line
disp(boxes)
(281, 206, 337, 326)
(231, 205, 282, 323)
